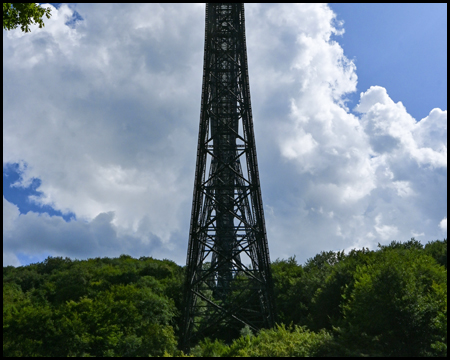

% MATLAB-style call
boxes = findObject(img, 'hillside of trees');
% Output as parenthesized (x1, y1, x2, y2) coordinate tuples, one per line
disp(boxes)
(3, 238, 447, 357)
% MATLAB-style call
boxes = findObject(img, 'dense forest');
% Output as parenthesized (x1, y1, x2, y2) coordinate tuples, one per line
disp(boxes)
(3, 238, 447, 357)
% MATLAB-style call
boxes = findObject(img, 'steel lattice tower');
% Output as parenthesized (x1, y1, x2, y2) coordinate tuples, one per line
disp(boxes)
(182, 3, 276, 349)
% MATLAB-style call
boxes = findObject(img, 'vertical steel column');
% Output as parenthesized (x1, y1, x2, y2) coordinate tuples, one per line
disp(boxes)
(182, 3, 276, 350)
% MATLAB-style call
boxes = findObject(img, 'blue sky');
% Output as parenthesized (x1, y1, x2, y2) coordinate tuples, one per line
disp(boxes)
(3, 4, 447, 267)
(329, 3, 447, 121)
(3, 163, 76, 221)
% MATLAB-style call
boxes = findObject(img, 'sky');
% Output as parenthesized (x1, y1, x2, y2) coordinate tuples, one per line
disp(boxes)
(3, 3, 447, 267)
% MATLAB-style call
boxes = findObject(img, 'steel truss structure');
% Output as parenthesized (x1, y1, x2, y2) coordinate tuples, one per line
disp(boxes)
(182, 3, 276, 349)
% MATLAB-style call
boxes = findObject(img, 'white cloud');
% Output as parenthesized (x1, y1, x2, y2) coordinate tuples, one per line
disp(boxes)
(356, 86, 447, 168)
(374, 214, 399, 241)
(3, 4, 447, 266)
(3, 197, 174, 263)
(391, 181, 414, 198)
(3, 196, 20, 233)
(439, 217, 447, 235)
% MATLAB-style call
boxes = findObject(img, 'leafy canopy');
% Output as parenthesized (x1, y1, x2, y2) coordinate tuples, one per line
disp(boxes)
(3, 3, 52, 33)
(3, 238, 447, 356)
(3, 255, 183, 357)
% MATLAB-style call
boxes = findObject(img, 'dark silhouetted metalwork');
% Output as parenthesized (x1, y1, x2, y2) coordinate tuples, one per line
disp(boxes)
(181, 3, 276, 349)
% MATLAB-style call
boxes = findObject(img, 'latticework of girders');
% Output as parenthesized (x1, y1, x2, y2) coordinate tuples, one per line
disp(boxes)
(182, 3, 276, 350)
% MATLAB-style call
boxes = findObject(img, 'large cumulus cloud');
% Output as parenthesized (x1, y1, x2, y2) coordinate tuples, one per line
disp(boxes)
(3, 4, 447, 266)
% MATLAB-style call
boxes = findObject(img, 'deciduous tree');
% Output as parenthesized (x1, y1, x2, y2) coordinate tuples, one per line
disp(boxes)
(3, 3, 51, 33)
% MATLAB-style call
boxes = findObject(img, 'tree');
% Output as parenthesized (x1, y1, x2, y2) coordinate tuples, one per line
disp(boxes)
(190, 324, 333, 357)
(3, 255, 181, 356)
(271, 257, 308, 326)
(339, 249, 447, 356)
(3, 3, 51, 33)
(308, 248, 374, 332)
(424, 238, 447, 268)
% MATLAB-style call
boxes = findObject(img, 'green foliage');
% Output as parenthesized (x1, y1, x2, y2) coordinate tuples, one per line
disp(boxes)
(271, 250, 349, 329)
(377, 237, 424, 251)
(424, 238, 447, 268)
(3, 282, 29, 328)
(271, 257, 308, 325)
(190, 324, 333, 357)
(3, 239, 447, 356)
(304, 249, 346, 270)
(339, 248, 447, 356)
(3, 3, 52, 32)
(308, 248, 374, 331)
(190, 337, 228, 357)
(3, 255, 182, 357)
(271, 239, 447, 357)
